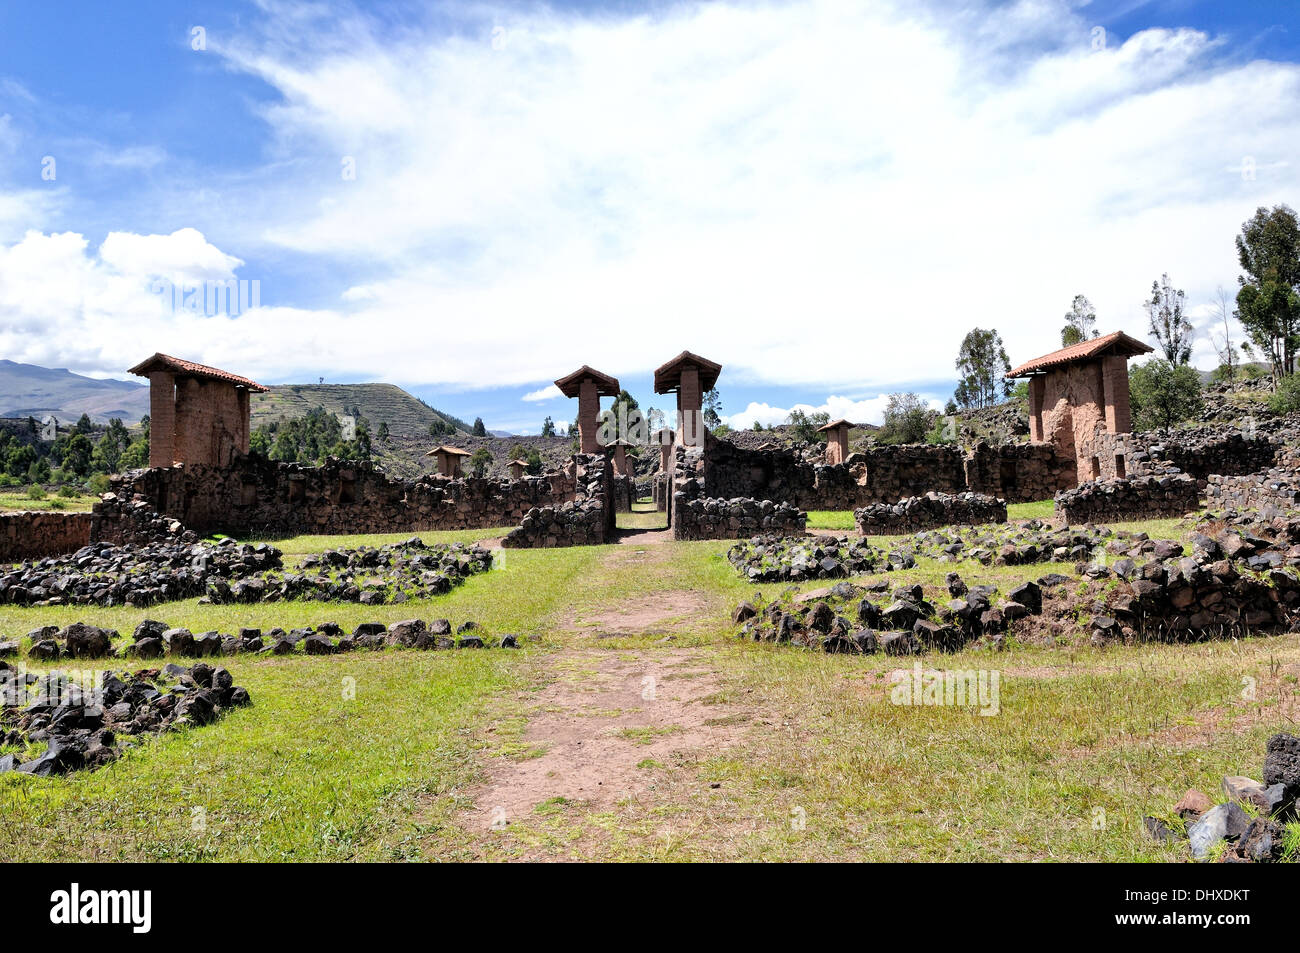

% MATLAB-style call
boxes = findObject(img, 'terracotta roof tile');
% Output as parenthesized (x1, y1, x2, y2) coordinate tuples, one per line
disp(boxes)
(1007, 331, 1152, 378)
(128, 353, 269, 391)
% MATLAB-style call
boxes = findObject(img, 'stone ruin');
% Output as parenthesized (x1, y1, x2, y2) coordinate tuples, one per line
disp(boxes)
(10, 338, 1300, 562)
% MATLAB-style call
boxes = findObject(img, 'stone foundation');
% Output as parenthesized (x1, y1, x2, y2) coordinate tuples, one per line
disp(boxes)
(854, 492, 1007, 535)
(1055, 474, 1199, 525)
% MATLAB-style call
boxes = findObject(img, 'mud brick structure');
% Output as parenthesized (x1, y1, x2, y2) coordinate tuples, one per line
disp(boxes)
(1206, 470, 1300, 513)
(854, 492, 1007, 536)
(555, 365, 620, 455)
(652, 428, 675, 511)
(426, 445, 472, 477)
(129, 353, 268, 469)
(1054, 473, 1199, 525)
(817, 419, 852, 465)
(1008, 331, 1152, 485)
(508, 459, 528, 480)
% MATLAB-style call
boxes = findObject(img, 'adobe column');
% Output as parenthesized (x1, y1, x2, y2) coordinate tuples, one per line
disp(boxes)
(577, 377, 600, 454)
(676, 365, 701, 445)
(148, 370, 176, 468)
(1101, 355, 1132, 433)
(1028, 376, 1045, 442)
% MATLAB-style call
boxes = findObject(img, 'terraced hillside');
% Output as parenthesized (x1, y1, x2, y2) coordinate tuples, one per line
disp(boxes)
(251, 383, 467, 441)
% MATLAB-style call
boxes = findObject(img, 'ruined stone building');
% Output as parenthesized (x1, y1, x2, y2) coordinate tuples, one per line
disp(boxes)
(1007, 330, 1153, 484)
(129, 353, 268, 469)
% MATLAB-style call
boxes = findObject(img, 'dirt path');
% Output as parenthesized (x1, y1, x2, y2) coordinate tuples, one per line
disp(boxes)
(458, 542, 751, 856)
(469, 647, 749, 833)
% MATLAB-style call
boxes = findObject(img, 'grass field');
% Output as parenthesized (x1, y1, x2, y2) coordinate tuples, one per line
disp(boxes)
(1, 507, 1296, 862)
(0, 491, 99, 512)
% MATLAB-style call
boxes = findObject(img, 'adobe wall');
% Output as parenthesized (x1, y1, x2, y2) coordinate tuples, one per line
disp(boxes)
(1037, 359, 1109, 484)
(113, 455, 582, 537)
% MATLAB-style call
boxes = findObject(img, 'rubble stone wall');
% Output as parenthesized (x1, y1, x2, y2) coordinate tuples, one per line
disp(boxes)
(855, 492, 1007, 535)
(0, 511, 95, 562)
(113, 455, 581, 536)
(1055, 474, 1200, 525)
(1206, 470, 1300, 513)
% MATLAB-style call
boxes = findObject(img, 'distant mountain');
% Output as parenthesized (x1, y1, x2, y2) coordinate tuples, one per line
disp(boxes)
(0, 359, 149, 424)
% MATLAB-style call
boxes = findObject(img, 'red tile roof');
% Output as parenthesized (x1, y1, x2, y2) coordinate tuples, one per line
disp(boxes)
(1007, 331, 1152, 378)
(553, 365, 620, 398)
(128, 353, 269, 391)
(653, 350, 722, 394)
(817, 418, 853, 432)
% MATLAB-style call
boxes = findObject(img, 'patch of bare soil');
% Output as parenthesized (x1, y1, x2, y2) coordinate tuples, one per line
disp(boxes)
(575, 589, 712, 637)
(468, 648, 752, 836)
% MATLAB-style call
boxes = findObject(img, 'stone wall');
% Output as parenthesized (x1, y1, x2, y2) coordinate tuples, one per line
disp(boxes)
(674, 496, 806, 541)
(854, 492, 1007, 535)
(1055, 474, 1199, 525)
(0, 511, 95, 563)
(963, 441, 1074, 502)
(701, 435, 1072, 510)
(501, 453, 615, 548)
(1206, 470, 1300, 514)
(113, 455, 582, 537)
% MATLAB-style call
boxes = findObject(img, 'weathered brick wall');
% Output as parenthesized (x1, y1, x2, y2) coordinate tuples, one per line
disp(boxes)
(1205, 470, 1300, 513)
(1055, 474, 1199, 525)
(855, 492, 1007, 535)
(0, 511, 95, 563)
(114, 455, 582, 536)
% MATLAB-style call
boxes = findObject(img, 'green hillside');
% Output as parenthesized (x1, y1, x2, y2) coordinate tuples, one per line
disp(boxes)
(251, 383, 465, 441)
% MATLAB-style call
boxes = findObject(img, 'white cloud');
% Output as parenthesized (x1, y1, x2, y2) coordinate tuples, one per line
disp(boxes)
(5, 0, 1300, 389)
(723, 394, 946, 430)
(522, 384, 562, 402)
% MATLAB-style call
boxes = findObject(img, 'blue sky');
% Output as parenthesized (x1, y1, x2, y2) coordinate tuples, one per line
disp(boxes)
(1, 0, 1299, 434)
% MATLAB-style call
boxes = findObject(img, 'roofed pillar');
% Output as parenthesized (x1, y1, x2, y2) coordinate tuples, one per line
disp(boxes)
(554, 365, 620, 457)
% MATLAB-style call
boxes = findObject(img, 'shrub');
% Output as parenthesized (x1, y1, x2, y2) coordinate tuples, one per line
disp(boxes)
(26, 484, 46, 500)
(1268, 373, 1300, 415)
(88, 474, 112, 494)
(57, 484, 78, 498)
(1129, 359, 1203, 430)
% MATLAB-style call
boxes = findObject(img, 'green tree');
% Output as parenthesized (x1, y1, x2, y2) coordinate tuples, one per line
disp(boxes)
(1235, 204, 1300, 380)
(702, 388, 722, 430)
(1061, 295, 1098, 346)
(472, 417, 487, 437)
(786, 408, 830, 443)
(376, 421, 390, 442)
(541, 416, 556, 437)
(953, 327, 1012, 409)
(1146, 273, 1193, 364)
(878, 393, 932, 445)
(469, 447, 493, 478)
(74, 413, 94, 435)
(1129, 360, 1203, 430)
